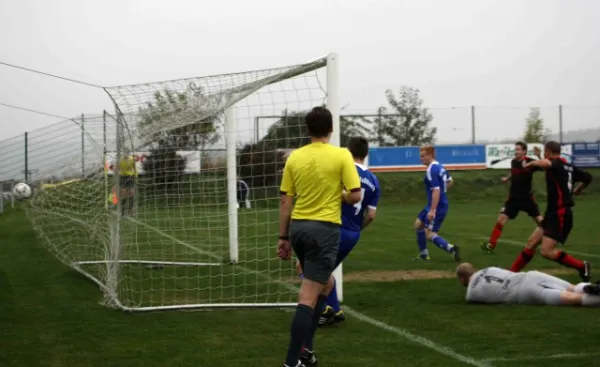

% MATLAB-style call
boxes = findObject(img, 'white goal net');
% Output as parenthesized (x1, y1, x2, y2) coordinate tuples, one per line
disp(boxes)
(26, 53, 340, 311)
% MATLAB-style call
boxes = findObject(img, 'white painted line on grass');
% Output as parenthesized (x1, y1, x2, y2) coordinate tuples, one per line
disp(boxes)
(474, 236, 600, 259)
(482, 352, 599, 363)
(343, 305, 491, 367)
(126, 216, 490, 367)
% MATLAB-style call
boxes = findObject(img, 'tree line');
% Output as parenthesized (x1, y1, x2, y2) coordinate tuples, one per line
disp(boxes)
(134, 83, 549, 189)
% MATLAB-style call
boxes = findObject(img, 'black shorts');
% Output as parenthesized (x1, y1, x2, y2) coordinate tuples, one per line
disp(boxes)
(290, 220, 340, 285)
(541, 208, 573, 244)
(120, 176, 135, 189)
(501, 198, 540, 219)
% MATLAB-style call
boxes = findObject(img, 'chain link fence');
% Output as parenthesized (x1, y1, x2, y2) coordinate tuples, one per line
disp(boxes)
(1, 105, 599, 215)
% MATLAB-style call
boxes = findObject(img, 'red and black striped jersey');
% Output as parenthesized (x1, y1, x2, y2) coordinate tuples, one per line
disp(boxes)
(545, 157, 592, 211)
(509, 156, 540, 200)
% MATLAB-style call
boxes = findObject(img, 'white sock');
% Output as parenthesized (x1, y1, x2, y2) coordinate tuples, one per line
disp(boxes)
(582, 294, 600, 307)
(573, 282, 590, 294)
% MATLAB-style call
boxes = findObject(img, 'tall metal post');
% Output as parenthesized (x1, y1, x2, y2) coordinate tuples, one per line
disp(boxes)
(558, 104, 563, 144)
(24, 132, 28, 182)
(471, 105, 476, 144)
(103, 110, 108, 210)
(81, 113, 85, 178)
(254, 117, 259, 143)
(106, 104, 123, 306)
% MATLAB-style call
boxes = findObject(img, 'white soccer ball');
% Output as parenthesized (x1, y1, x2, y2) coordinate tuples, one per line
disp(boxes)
(13, 182, 32, 200)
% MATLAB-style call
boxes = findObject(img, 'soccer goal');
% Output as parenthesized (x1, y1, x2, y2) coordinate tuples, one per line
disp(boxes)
(27, 53, 342, 311)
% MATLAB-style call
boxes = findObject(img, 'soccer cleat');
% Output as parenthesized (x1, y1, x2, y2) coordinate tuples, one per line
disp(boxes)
(299, 349, 318, 367)
(413, 254, 431, 261)
(583, 281, 600, 296)
(451, 245, 462, 262)
(481, 242, 495, 254)
(318, 306, 335, 326)
(331, 309, 346, 324)
(283, 363, 306, 367)
(579, 261, 591, 282)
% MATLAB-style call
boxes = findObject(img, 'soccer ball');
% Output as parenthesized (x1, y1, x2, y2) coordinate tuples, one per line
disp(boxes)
(12, 182, 32, 200)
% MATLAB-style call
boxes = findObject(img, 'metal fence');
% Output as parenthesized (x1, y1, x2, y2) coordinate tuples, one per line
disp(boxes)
(251, 105, 600, 146)
(1, 104, 599, 207)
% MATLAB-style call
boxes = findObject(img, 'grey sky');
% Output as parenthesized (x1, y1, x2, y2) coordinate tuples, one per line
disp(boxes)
(1, 0, 599, 144)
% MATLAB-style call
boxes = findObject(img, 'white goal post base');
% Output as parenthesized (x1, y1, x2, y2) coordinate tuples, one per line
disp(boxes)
(74, 260, 222, 267)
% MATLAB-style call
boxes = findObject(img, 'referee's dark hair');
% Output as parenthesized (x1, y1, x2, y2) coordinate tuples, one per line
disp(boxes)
(348, 136, 369, 160)
(515, 141, 528, 152)
(305, 106, 333, 138)
(545, 140, 561, 155)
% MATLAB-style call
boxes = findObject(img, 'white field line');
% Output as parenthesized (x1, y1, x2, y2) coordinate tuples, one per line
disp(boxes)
(125, 216, 490, 367)
(473, 236, 600, 259)
(482, 352, 600, 363)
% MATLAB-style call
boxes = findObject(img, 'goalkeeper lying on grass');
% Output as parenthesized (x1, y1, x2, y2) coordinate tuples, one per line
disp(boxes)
(295, 136, 381, 327)
(456, 262, 600, 307)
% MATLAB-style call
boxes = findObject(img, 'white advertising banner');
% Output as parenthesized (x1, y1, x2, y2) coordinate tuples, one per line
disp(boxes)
(486, 144, 573, 169)
(104, 151, 201, 175)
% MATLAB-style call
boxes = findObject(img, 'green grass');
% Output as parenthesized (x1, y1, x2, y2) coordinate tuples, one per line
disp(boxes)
(2, 169, 600, 366)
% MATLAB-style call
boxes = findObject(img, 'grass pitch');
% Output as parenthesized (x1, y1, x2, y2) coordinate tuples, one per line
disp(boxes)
(2, 169, 600, 366)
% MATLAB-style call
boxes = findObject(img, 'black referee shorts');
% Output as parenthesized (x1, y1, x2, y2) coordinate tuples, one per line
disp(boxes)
(541, 208, 573, 244)
(120, 176, 135, 189)
(290, 220, 340, 285)
(501, 197, 540, 219)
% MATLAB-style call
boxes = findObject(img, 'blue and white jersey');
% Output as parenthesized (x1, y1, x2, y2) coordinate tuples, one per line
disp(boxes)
(424, 161, 450, 211)
(342, 163, 381, 232)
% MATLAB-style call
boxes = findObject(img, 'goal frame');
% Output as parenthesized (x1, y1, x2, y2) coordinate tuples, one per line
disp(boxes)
(71, 52, 343, 311)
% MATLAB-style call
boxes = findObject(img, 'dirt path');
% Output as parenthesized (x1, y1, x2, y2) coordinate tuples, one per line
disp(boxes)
(342, 268, 576, 283)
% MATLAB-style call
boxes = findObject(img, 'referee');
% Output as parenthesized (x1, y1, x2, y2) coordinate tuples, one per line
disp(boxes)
(118, 148, 137, 216)
(278, 106, 361, 367)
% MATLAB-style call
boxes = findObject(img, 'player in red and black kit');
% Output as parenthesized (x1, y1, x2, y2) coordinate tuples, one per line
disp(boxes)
(481, 142, 543, 253)
(510, 141, 593, 281)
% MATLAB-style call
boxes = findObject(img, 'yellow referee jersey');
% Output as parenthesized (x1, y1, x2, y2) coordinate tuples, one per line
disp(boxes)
(280, 142, 361, 225)
(119, 155, 137, 177)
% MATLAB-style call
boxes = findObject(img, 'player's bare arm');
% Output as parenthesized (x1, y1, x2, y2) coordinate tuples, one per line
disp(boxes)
(572, 167, 593, 195)
(277, 194, 293, 260)
(362, 207, 376, 229)
(524, 158, 552, 169)
(502, 173, 511, 183)
(343, 189, 361, 204)
(428, 187, 440, 220)
(341, 150, 362, 204)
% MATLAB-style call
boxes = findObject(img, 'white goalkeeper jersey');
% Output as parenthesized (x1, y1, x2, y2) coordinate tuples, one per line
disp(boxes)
(466, 267, 526, 304)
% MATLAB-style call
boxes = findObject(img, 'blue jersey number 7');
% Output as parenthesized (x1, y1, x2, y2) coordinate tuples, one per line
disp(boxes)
(353, 188, 366, 215)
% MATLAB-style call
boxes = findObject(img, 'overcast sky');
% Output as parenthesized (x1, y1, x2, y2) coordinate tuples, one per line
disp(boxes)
(1, 0, 599, 144)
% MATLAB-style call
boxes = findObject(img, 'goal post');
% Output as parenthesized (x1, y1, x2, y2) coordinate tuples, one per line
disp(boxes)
(225, 107, 239, 264)
(26, 52, 343, 311)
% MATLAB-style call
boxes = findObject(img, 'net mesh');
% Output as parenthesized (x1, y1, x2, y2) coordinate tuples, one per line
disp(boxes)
(26, 57, 330, 310)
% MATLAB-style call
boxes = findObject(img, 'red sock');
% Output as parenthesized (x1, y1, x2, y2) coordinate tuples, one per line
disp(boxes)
(488, 222, 504, 248)
(554, 251, 584, 270)
(510, 248, 535, 272)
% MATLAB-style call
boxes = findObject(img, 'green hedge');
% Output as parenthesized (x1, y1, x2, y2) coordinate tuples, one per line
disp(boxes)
(376, 168, 600, 205)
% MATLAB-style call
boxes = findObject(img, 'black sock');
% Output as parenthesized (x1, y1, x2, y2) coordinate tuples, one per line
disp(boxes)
(285, 304, 314, 367)
(305, 295, 328, 351)
(128, 197, 134, 213)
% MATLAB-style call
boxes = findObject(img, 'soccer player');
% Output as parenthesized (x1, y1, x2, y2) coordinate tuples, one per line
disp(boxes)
(295, 136, 381, 327)
(277, 106, 362, 367)
(118, 148, 137, 216)
(509, 141, 593, 281)
(414, 145, 461, 261)
(481, 142, 543, 253)
(456, 262, 600, 307)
